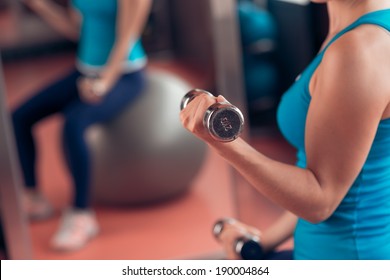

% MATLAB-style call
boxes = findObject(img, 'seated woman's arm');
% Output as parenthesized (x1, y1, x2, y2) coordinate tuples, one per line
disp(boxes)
(99, 0, 152, 93)
(23, 0, 81, 41)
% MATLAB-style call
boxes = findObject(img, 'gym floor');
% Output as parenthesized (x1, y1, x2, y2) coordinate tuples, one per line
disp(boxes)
(3, 51, 295, 260)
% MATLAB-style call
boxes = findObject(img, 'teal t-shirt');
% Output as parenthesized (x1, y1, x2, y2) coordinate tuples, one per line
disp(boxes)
(71, 0, 147, 72)
(277, 9, 390, 260)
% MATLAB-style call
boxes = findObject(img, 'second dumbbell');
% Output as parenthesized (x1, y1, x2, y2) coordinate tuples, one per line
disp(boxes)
(180, 89, 245, 142)
(213, 218, 264, 260)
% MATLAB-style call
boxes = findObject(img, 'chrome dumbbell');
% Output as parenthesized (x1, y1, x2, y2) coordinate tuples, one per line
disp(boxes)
(180, 89, 244, 142)
(213, 218, 264, 260)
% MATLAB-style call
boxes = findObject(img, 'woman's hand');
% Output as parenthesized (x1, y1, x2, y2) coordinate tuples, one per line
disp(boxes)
(180, 94, 231, 144)
(77, 77, 111, 104)
(216, 219, 262, 260)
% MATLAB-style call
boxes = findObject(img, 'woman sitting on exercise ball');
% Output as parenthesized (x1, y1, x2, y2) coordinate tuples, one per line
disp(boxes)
(181, 0, 390, 259)
(12, 0, 151, 251)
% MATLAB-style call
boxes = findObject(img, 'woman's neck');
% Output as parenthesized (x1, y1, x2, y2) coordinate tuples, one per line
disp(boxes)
(327, 0, 390, 36)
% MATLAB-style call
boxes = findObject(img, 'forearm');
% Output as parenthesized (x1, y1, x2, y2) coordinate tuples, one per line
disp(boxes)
(100, 0, 151, 84)
(209, 138, 329, 223)
(27, 0, 79, 41)
(261, 211, 297, 253)
(99, 40, 133, 84)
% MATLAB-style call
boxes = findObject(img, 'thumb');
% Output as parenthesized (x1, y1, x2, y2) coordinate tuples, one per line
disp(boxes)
(217, 95, 229, 103)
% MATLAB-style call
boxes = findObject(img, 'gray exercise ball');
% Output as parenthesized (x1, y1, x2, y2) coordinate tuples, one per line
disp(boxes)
(87, 70, 207, 206)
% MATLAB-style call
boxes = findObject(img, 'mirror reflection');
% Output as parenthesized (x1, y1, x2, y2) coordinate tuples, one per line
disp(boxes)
(0, 0, 237, 259)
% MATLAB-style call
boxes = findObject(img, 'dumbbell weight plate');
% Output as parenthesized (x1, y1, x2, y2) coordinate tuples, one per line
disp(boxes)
(235, 236, 264, 260)
(204, 103, 244, 142)
(181, 89, 244, 142)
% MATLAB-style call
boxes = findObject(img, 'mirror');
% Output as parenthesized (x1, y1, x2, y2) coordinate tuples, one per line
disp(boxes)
(0, 0, 242, 259)
(0, 55, 32, 260)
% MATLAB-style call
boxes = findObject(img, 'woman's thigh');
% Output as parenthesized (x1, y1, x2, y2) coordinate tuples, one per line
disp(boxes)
(62, 69, 146, 125)
(13, 69, 80, 122)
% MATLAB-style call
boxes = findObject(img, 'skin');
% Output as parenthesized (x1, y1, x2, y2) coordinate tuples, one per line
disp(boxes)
(24, 0, 152, 104)
(217, 213, 296, 259)
(181, 0, 390, 258)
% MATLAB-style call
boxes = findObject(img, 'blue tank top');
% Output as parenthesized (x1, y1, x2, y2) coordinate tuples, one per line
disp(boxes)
(71, 0, 147, 73)
(277, 9, 390, 260)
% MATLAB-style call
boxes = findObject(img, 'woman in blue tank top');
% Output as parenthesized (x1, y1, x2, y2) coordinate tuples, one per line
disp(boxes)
(181, 0, 390, 259)
(12, 0, 151, 251)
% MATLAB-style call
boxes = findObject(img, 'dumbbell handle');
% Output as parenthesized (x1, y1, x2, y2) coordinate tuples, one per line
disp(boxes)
(181, 89, 244, 142)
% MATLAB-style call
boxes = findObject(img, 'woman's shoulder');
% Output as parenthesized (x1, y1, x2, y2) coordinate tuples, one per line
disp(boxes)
(321, 24, 390, 90)
(325, 23, 390, 64)
(314, 24, 390, 115)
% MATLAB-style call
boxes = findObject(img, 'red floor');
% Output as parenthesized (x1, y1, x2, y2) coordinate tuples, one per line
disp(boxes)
(2, 51, 295, 259)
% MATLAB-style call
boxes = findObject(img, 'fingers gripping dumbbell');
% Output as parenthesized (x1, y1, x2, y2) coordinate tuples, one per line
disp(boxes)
(213, 218, 264, 260)
(180, 89, 245, 142)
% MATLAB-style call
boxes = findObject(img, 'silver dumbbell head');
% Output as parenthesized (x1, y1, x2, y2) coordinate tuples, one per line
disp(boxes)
(235, 235, 263, 260)
(204, 103, 245, 142)
(181, 89, 245, 142)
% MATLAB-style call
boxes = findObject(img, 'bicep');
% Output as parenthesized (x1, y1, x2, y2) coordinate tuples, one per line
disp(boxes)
(305, 49, 385, 211)
(117, 0, 151, 39)
(68, 5, 81, 32)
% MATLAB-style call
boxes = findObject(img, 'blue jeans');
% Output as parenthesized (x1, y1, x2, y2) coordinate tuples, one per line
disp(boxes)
(12, 68, 146, 209)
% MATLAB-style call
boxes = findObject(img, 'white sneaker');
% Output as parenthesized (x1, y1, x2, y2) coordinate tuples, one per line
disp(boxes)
(51, 209, 99, 251)
(23, 189, 54, 221)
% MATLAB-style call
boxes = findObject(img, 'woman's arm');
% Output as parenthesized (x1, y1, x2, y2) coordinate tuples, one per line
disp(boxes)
(23, 0, 80, 41)
(97, 0, 152, 93)
(218, 212, 296, 259)
(181, 26, 390, 223)
(78, 0, 151, 103)
(260, 211, 296, 253)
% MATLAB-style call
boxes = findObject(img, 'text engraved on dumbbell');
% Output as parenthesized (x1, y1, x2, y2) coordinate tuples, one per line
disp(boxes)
(220, 117, 233, 132)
